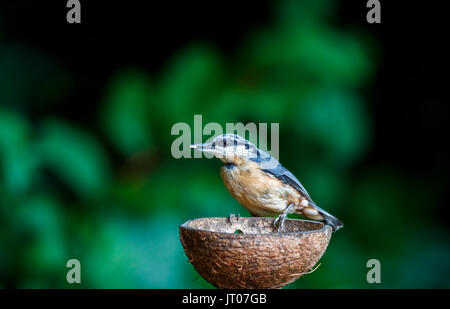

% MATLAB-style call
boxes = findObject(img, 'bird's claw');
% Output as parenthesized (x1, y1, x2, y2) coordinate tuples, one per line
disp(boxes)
(228, 213, 240, 224)
(273, 213, 287, 233)
(273, 204, 295, 233)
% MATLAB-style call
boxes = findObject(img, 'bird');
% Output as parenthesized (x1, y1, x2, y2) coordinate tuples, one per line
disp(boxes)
(190, 134, 343, 232)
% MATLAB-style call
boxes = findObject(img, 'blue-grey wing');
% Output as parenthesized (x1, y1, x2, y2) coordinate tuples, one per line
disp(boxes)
(250, 153, 313, 202)
(262, 162, 314, 203)
(253, 154, 344, 231)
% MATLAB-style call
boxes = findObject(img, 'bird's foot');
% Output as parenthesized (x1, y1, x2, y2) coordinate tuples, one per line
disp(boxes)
(273, 204, 295, 233)
(228, 213, 240, 224)
(273, 213, 288, 233)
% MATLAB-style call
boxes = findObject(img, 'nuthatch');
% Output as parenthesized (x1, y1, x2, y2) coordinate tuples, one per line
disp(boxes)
(191, 134, 343, 232)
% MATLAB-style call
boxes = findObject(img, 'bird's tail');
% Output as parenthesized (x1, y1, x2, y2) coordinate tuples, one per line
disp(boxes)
(310, 202, 343, 232)
(322, 213, 343, 232)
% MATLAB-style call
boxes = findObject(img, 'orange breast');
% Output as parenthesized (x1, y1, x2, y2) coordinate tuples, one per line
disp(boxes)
(220, 162, 300, 216)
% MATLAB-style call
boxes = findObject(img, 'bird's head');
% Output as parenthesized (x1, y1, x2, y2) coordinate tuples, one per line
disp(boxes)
(191, 134, 263, 165)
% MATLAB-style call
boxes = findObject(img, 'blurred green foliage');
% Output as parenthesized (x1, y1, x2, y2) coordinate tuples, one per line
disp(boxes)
(0, 0, 449, 288)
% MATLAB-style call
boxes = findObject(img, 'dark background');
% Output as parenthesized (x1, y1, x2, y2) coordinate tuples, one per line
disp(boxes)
(0, 0, 448, 288)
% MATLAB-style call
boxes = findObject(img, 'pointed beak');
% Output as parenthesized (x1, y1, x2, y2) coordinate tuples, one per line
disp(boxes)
(190, 143, 214, 152)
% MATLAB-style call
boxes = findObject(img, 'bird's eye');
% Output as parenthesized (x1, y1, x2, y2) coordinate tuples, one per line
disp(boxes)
(223, 140, 227, 147)
(211, 142, 216, 148)
(245, 143, 249, 149)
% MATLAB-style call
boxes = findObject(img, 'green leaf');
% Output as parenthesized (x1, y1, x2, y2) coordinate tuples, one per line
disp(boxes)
(102, 70, 153, 155)
(295, 89, 371, 166)
(37, 120, 111, 199)
(276, 0, 336, 28)
(161, 44, 225, 121)
(0, 108, 38, 193)
(246, 27, 372, 87)
(19, 195, 67, 273)
(81, 214, 189, 288)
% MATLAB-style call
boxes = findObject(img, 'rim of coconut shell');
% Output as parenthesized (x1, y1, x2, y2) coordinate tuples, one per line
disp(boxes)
(180, 217, 331, 237)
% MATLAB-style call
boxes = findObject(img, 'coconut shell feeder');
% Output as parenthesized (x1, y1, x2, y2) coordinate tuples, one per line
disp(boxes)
(179, 216, 333, 289)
